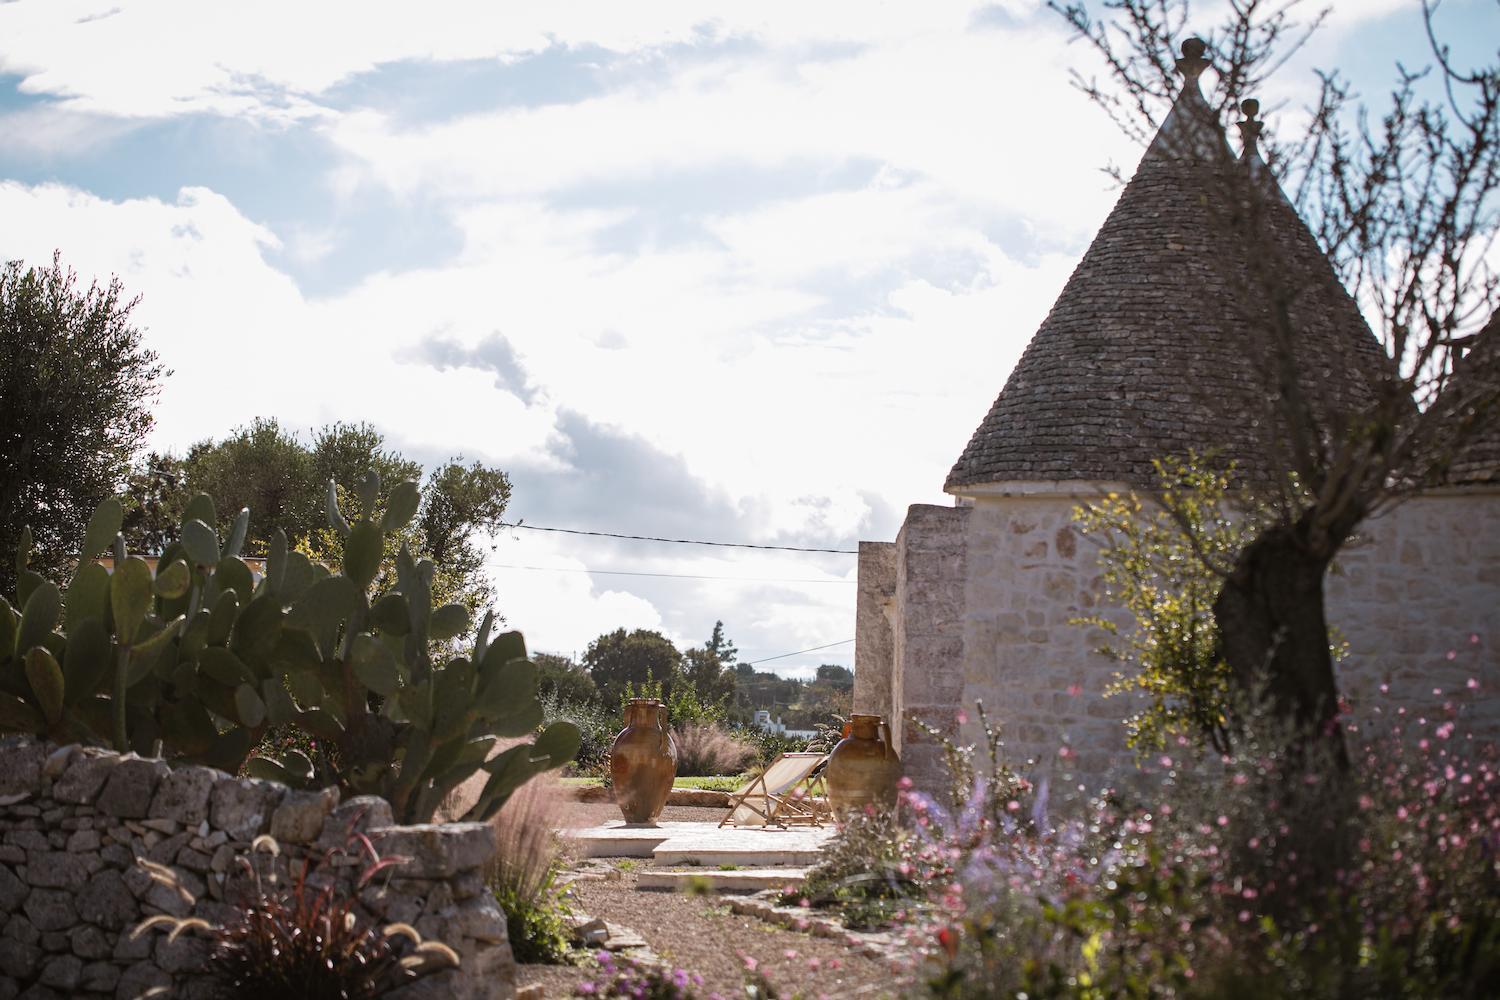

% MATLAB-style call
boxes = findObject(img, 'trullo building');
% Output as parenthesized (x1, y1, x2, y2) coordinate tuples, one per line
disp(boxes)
(853, 40, 1500, 786)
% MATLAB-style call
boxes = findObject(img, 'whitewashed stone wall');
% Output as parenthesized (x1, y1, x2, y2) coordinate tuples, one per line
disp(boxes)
(856, 489, 1500, 792)
(888, 505, 970, 782)
(0, 738, 514, 1000)
(1325, 489, 1500, 736)
(853, 541, 897, 724)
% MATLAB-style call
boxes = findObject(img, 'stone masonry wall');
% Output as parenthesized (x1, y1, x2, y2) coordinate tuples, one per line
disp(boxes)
(1325, 490, 1500, 737)
(889, 504, 970, 783)
(0, 738, 513, 1000)
(949, 495, 1135, 791)
(879, 489, 1500, 794)
(853, 541, 897, 722)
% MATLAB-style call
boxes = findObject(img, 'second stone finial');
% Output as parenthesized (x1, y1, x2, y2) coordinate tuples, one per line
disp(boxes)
(1237, 98, 1264, 157)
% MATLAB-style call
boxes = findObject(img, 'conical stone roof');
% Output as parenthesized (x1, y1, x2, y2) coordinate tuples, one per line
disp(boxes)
(1442, 316, 1500, 485)
(946, 43, 1393, 492)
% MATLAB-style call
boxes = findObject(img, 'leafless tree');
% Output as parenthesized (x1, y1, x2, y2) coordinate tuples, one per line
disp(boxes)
(1050, 0, 1500, 765)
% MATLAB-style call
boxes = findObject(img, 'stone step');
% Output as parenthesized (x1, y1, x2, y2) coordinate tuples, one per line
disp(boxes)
(650, 825, 833, 868)
(635, 867, 810, 893)
(562, 821, 834, 865)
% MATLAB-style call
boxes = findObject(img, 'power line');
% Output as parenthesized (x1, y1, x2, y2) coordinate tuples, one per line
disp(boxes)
(503, 522, 858, 554)
(493, 563, 853, 584)
(744, 638, 854, 665)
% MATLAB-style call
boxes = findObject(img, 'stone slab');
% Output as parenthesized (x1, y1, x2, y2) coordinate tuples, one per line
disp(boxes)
(560, 821, 700, 858)
(650, 824, 834, 868)
(635, 867, 810, 892)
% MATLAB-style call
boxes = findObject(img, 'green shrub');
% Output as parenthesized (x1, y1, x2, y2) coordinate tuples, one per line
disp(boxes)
(540, 690, 616, 777)
(486, 768, 577, 965)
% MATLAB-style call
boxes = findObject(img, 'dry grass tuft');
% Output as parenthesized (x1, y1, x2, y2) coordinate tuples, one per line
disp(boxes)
(672, 723, 757, 777)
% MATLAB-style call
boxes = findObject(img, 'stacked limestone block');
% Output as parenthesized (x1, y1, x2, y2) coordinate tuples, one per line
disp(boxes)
(0, 737, 514, 1000)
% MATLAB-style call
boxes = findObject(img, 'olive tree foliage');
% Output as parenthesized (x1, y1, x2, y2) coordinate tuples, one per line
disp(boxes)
(0, 254, 164, 593)
(1074, 456, 1260, 754)
(121, 419, 511, 623)
(1052, 0, 1500, 764)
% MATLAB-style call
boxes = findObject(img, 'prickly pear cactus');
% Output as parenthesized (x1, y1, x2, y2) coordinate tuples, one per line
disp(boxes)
(0, 474, 579, 824)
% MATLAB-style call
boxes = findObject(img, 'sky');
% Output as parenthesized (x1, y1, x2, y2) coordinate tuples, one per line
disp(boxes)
(1, 0, 1495, 677)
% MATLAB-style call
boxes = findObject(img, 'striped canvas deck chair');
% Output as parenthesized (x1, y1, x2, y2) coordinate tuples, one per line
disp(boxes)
(719, 752, 831, 828)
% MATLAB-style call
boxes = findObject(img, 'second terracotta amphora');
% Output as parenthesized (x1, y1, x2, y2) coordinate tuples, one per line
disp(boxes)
(825, 713, 902, 813)
(610, 699, 677, 825)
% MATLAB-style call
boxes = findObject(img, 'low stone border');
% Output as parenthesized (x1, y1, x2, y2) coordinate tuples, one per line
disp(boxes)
(725, 891, 904, 961)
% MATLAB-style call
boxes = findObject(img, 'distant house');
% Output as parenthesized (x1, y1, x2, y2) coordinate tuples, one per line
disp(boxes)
(854, 46, 1499, 788)
(751, 710, 817, 741)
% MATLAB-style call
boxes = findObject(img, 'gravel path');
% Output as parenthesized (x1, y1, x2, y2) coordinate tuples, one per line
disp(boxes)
(516, 861, 911, 999)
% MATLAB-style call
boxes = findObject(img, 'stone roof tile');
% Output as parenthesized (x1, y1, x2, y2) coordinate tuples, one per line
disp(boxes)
(946, 52, 1392, 492)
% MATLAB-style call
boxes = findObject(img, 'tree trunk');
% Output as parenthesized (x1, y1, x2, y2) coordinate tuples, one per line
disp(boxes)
(1213, 519, 1350, 771)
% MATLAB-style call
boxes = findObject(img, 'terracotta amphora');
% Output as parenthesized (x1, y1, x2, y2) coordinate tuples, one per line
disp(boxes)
(826, 713, 902, 813)
(610, 699, 677, 825)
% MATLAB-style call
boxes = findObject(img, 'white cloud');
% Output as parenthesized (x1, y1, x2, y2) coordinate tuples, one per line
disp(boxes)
(0, 0, 1010, 122)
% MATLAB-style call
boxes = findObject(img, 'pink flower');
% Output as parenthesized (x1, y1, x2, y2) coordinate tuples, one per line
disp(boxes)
(955, 710, 968, 725)
(1066, 683, 1083, 697)
(1468, 678, 1480, 690)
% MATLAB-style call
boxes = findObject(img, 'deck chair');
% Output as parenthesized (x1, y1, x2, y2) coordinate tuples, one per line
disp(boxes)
(719, 752, 831, 828)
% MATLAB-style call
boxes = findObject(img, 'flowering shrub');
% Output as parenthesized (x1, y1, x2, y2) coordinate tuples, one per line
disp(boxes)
(575, 951, 706, 998)
(916, 682, 1500, 999)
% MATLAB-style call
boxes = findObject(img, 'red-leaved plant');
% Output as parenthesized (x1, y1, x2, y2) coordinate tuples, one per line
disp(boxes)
(135, 823, 458, 1000)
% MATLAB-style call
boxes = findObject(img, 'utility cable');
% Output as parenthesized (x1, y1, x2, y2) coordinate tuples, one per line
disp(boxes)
(502, 522, 858, 554)
(744, 638, 854, 665)
(493, 563, 853, 584)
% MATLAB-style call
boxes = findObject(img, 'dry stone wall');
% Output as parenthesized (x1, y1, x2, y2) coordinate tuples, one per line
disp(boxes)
(0, 737, 514, 1000)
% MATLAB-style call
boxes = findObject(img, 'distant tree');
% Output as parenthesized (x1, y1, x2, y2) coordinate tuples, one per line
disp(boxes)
(815, 664, 854, 689)
(706, 620, 738, 666)
(0, 254, 163, 592)
(583, 628, 682, 706)
(681, 620, 739, 707)
(121, 419, 511, 620)
(534, 652, 599, 705)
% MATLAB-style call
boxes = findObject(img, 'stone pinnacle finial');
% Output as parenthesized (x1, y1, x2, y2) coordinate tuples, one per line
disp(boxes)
(1237, 98, 1264, 157)
(1175, 36, 1210, 92)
